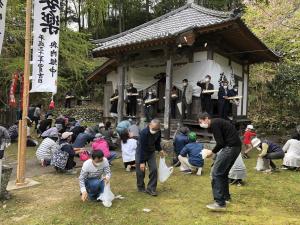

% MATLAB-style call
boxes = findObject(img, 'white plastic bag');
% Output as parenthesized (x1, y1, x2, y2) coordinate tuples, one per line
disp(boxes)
(98, 183, 115, 208)
(158, 157, 173, 183)
(256, 157, 270, 171)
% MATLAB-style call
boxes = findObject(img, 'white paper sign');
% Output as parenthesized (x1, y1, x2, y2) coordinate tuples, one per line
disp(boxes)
(31, 0, 61, 93)
(0, 0, 7, 55)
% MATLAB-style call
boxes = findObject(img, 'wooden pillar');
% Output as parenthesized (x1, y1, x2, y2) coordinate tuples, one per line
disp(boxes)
(163, 53, 173, 139)
(117, 64, 125, 123)
(16, 0, 32, 185)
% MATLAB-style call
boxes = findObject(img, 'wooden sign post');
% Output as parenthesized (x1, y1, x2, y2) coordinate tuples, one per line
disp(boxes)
(16, 0, 32, 185)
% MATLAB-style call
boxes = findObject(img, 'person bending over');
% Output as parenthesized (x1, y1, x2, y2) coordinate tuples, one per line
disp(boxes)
(198, 113, 241, 211)
(136, 119, 166, 196)
(36, 131, 60, 167)
(79, 151, 111, 202)
(178, 132, 204, 176)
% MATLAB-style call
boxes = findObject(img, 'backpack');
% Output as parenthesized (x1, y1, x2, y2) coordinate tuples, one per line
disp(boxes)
(51, 143, 69, 169)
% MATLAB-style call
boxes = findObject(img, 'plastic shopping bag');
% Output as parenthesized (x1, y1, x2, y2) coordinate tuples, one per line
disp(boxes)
(158, 157, 173, 183)
(256, 157, 270, 171)
(98, 183, 115, 208)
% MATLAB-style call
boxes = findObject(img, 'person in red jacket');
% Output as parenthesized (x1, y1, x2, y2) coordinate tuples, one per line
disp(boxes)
(243, 125, 256, 159)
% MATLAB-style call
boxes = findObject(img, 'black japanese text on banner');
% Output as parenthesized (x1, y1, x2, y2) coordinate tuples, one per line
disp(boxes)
(31, 0, 60, 93)
(0, 0, 8, 55)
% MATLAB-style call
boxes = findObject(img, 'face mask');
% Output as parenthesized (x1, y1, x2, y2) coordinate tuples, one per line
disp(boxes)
(94, 161, 103, 167)
(205, 78, 210, 82)
(150, 129, 158, 134)
(234, 88, 238, 92)
(200, 123, 208, 129)
(223, 86, 228, 89)
(183, 83, 187, 86)
(149, 92, 152, 95)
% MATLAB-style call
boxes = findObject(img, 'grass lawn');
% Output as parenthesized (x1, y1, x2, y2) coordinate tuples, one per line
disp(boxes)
(1, 145, 300, 225)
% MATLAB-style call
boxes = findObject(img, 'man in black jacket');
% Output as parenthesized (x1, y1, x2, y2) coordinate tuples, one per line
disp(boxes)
(136, 119, 165, 196)
(198, 113, 241, 211)
(218, 81, 230, 119)
(198, 75, 214, 115)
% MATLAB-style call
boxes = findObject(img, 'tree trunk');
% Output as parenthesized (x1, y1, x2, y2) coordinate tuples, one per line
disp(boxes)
(118, 0, 123, 33)
(78, 0, 81, 32)
(64, 0, 68, 28)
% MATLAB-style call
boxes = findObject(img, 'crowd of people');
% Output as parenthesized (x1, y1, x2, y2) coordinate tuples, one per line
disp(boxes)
(109, 76, 240, 123)
(1, 105, 300, 211)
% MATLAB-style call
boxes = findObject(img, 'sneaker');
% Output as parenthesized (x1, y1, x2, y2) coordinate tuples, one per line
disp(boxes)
(126, 165, 131, 172)
(206, 202, 226, 211)
(196, 168, 202, 176)
(145, 189, 157, 197)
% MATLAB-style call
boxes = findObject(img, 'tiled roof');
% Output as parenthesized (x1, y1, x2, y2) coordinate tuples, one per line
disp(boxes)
(93, 3, 237, 52)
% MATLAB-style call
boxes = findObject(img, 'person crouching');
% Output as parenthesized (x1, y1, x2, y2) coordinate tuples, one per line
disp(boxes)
(79, 151, 111, 202)
(178, 132, 204, 176)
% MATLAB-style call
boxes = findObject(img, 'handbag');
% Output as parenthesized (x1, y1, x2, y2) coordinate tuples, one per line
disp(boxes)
(79, 151, 90, 161)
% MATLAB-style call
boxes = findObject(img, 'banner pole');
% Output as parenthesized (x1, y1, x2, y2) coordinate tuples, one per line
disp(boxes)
(16, 0, 32, 185)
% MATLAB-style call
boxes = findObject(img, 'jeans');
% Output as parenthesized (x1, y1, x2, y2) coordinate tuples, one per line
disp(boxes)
(85, 178, 105, 200)
(264, 151, 285, 169)
(107, 151, 117, 164)
(212, 146, 241, 206)
(136, 151, 158, 192)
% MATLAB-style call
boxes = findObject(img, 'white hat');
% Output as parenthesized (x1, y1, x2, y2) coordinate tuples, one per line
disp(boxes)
(61, 132, 73, 140)
(251, 137, 261, 148)
(99, 123, 105, 128)
(246, 125, 254, 130)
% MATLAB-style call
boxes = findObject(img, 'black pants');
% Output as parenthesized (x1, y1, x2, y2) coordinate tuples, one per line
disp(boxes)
(218, 99, 229, 119)
(145, 105, 154, 122)
(182, 99, 191, 119)
(136, 152, 158, 192)
(212, 146, 241, 206)
(264, 151, 285, 169)
(127, 101, 137, 116)
(171, 99, 177, 119)
(201, 96, 212, 114)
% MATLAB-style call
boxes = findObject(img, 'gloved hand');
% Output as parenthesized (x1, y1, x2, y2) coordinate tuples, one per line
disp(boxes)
(5, 142, 11, 148)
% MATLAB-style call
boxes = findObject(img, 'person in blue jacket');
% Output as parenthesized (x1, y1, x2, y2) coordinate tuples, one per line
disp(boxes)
(173, 126, 189, 166)
(178, 132, 204, 176)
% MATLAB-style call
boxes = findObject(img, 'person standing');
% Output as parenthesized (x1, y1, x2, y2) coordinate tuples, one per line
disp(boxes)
(198, 113, 241, 211)
(144, 90, 157, 122)
(127, 83, 138, 117)
(0, 126, 11, 160)
(218, 81, 230, 119)
(198, 75, 214, 115)
(33, 104, 41, 130)
(171, 86, 179, 119)
(136, 119, 165, 196)
(110, 89, 118, 119)
(181, 79, 193, 120)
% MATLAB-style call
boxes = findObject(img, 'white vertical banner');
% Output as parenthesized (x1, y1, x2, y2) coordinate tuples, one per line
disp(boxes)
(31, 0, 61, 93)
(0, 0, 8, 55)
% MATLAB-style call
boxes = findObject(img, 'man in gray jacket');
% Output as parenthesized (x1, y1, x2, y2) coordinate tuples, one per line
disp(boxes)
(181, 79, 193, 119)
